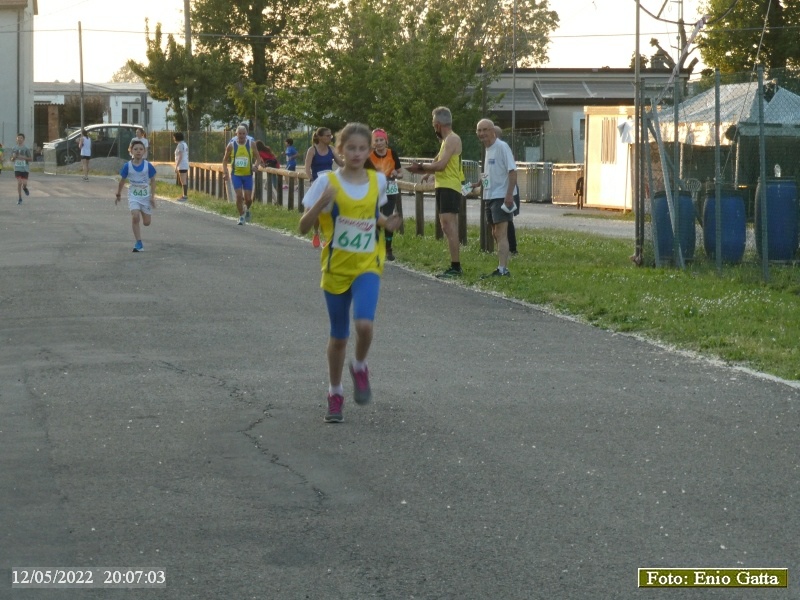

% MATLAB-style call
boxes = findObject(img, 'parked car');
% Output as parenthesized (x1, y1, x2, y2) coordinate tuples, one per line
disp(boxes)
(43, 124, 142, 166)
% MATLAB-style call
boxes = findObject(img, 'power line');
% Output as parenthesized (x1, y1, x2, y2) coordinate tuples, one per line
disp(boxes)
(24, 22, 800, 42)
(635, 0, 742, 26)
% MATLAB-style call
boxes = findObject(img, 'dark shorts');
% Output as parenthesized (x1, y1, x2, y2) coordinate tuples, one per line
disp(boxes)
(177, 169, 188, 174)
(485, 198, 513, 225)
(15, 171, 29, 180)
(380, 194, 399, 217)
(436, 187, 461, 214)
(81, 155, 90, 161)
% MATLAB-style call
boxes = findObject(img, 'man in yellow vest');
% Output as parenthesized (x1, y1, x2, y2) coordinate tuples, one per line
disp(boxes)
(407, 107, 464, 278)
(223, 125, 262, 225)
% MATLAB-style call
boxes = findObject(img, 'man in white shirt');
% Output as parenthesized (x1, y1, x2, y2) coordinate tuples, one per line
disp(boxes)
(476, 118, 517, 278)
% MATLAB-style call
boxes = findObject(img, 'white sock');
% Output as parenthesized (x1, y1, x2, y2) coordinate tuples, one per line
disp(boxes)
(329, 384, 344, 396)
(352, 360, 367, 372)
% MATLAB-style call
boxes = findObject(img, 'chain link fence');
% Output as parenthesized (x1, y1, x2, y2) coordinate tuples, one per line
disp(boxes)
(637, 68, 800, 279)
(147, 130, 298, 164)
(501, 128, 578, 164)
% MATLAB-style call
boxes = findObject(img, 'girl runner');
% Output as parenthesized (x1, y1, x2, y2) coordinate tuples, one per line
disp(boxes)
(300, 123, 402, 423)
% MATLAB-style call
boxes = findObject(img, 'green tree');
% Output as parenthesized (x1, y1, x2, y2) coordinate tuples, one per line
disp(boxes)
(190, 0, 322, 131)
(128, 22, 232, 132)
(109, 64, 142, 83)
(698, 0, 800, 73)
(287, 1, 401, 129)
(63, 95, 105, 128)
(390, 7, 484, 155)
(286, 0, 557, 155)
(630, 52, 649, 70)
(437, 0, 558, 70)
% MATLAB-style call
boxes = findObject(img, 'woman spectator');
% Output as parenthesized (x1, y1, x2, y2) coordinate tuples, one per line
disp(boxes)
(304, 127, 343, 247)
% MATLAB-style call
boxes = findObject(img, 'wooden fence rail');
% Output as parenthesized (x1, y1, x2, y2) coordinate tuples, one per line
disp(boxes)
(181, 163, 474, 245)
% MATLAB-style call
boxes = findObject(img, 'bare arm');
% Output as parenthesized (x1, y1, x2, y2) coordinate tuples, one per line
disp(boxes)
(391, 149, 402, 178)
(429, 134, 461, 171)
(505, 170, 517, 205)
(299, 181, 334, 234)
(409, 134, 462, 174)
(115, 177, 125, 204)
(304, 147, 314, 179)
(149, 176, 157, 208)
(252, 147, 262, 170)
(377, 212, 403, 232)
(222, 143, 232, 179)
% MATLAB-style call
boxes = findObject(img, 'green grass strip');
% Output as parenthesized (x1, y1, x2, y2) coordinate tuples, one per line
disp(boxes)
(157, 182, 800, 382)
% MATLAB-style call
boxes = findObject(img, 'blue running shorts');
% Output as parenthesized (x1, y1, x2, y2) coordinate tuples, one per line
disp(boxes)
(323, 272, 381, 339)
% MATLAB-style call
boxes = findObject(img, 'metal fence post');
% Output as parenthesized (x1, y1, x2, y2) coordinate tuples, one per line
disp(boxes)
(714, 69, 722, 275)
(757, 65, 769, 282)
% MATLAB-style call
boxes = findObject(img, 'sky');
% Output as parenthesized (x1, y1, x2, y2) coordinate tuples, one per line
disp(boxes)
(32, 0, 706, 83)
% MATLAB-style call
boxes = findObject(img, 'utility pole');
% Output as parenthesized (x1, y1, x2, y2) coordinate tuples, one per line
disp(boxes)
(184, 0, 192, 131)
(79, 21, 84, 130)
(511, 0, 517, 155)
(184, 0, 191, 57)
(633, 1, 642, 263)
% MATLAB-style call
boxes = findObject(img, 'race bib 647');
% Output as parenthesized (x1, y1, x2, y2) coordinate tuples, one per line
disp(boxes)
(332, 216, 377, 253)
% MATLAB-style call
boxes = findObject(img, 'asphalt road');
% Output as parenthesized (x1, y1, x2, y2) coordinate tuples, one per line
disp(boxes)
(421, 197, 636, 240)
(1, 173, 797, 599)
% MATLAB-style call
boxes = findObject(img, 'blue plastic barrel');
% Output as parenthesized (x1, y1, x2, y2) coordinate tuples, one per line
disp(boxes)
(652, 191, 696, 264)
(754, 179, 798, 261)
(703, 190, 746, 263)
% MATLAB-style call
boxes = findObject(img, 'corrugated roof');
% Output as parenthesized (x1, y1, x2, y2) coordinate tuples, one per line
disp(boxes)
(34, 81, 149, 94)
(536, 81, 634, 100)
(0, 0, 36, 11)
(489, 86, 547, 113)
(663, 82, 800, 125)
(34, 93, 64, 105)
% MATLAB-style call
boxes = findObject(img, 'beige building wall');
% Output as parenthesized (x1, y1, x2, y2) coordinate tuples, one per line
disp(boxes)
(0, 0, 37, 147)
(543, 106, 586, 163)
(583, 106, 635, 210)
